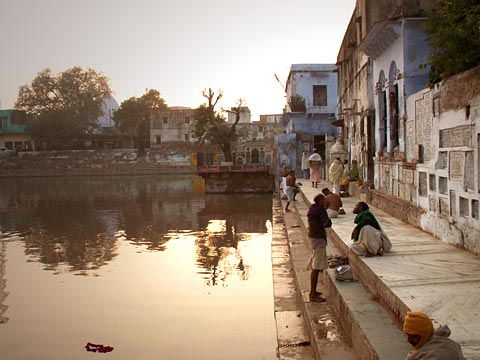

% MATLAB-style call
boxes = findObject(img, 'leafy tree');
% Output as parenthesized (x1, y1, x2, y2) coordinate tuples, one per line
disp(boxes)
(288, 94, 306, 112)
(192, 88, 243, 163)
(16, 67, 111, 128)
(421, 0, 480, 86)
(15, 67, 111, 148)
(26, 110, 87, 150)
(113, 89, 168, 152)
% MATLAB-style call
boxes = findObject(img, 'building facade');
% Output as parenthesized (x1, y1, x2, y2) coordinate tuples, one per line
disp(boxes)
(0, 109, 31, 151)
(150, 107, 195, 146)
(281, 64, 339, 177)
(336, 0, 437, 186)
(338, 0, 480, 255)
(395, 66, 480, 255)
(96, 94, 119, 131)
(227, 106, 251, 124)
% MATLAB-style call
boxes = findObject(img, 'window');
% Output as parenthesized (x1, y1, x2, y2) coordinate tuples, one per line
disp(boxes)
(389, 84, 400, 148)
(472, 199, 479, 219)
(313, 85, 327, 106)
(459, 197, 469, 217)
(163, 117, 168, 124)
(429, 174, 436, 191)
(155, 135, 161, 144)
(185, 116, 190, 124)
(184, 134, 189, 141)
(439, 177, 448, 195)
(419, 172, 428, 196)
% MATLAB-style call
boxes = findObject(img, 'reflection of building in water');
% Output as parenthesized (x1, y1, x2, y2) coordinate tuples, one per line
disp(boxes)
(150, 196, 205, 235)
(194, 195, 273, 286)
(198, 214, 269, 234)
(197, 194, 272, 234)
(0, 236, 8, 324)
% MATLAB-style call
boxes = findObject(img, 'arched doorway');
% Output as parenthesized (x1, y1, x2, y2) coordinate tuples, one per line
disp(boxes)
(251, 148, 260, 164)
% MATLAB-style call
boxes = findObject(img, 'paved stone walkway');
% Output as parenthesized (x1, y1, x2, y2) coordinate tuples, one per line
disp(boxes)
(299, 181, 480, 360)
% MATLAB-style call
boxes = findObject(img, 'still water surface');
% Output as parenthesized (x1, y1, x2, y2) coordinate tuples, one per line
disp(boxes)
(0, 175, 277, 360)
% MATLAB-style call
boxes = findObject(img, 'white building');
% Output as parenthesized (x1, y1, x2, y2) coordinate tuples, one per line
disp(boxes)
(227, 106, 251, 124)
(285, 64, 338, 115)
(97, 94, 119, 130)
(150, 107, 195, 145)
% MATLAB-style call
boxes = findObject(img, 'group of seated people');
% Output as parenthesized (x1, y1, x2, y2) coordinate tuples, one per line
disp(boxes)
(314, 185, 391, 257)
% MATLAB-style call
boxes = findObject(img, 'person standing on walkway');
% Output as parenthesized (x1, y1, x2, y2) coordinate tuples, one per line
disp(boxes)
(350, 202, 391, 256)
(308, 149, 322, 188)
(403, 311, 466, 360)
(321, 188, 343, 218)
(301, 152, 310, 180)
(284, 170, 299, 212)
(280, 164, 290, 197)
(307, 193, 332, 302)
(329, 157, 344, 195)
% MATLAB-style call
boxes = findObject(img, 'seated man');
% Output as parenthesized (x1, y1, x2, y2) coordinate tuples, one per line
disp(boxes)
(403, 311, 466, 360)
(321, 188, 343, 218)
(350, 202, 391, 256)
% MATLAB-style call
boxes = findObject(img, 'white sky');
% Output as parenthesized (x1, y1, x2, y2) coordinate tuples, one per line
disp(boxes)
(1, 0, 356, 120)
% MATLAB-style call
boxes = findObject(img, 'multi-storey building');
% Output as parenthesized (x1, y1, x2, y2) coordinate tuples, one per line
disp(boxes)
(337, 0, 437, 185)
(279, 64, 339, 177)
(337, 0, 480, 255)
(150, 107, 195, 146)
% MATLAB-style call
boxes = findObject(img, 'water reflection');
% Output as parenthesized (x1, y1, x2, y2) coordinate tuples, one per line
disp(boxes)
(0, 175, 276, 360)
(195, 194, 272, 286)
(0, 176, 272, 275)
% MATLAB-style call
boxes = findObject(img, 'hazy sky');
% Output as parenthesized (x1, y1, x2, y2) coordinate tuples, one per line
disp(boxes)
(1, 0, 356, 120)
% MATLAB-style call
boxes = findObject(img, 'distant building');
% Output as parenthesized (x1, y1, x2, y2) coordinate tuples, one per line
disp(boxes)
(259, 114, 284, 124)
(227, 106, 251, 124)
(150, 107, 195, 146)
(285, 64, 338, 116)
(0, 109, 31, 151)
(279, 64, 339, 178)
(96, 94, 119, 131)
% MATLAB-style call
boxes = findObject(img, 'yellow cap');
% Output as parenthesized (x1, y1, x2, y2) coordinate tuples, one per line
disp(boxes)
(403, 311, 434, 349)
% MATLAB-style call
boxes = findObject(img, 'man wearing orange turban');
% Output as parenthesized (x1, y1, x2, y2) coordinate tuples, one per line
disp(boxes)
(403, 311, 466, 359)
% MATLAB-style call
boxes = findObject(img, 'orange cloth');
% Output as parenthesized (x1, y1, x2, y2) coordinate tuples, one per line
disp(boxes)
(403, 311, 434, 349)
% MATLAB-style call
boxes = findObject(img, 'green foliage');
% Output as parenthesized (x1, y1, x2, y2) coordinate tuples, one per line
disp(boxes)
(114, 89, 168, 135)
(15, 67, 111, 148)
(422, 0, 480, 86)
(26, 110, 87, 150)
(288, 94, 306, 112)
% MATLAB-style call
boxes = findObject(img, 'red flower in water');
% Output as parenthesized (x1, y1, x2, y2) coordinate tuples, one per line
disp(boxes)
(85, 342, 114, 353)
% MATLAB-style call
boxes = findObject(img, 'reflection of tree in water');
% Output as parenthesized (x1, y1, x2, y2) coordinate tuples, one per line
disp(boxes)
(22, 197, 118, 273)
(0, 177, 272, 278)
(0, 175, 200, 273)
(195, 218, 251, 286)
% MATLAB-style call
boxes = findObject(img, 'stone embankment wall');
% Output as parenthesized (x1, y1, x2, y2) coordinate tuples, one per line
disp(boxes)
(0, 149, 195, 177)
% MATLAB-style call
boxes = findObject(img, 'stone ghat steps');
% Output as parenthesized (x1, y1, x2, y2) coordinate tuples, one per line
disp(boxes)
(292, 190, 411, 360)
(298, 180, 480, 360)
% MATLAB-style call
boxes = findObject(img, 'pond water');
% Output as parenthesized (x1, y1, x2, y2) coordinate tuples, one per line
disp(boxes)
(0, 175, 277, 360)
